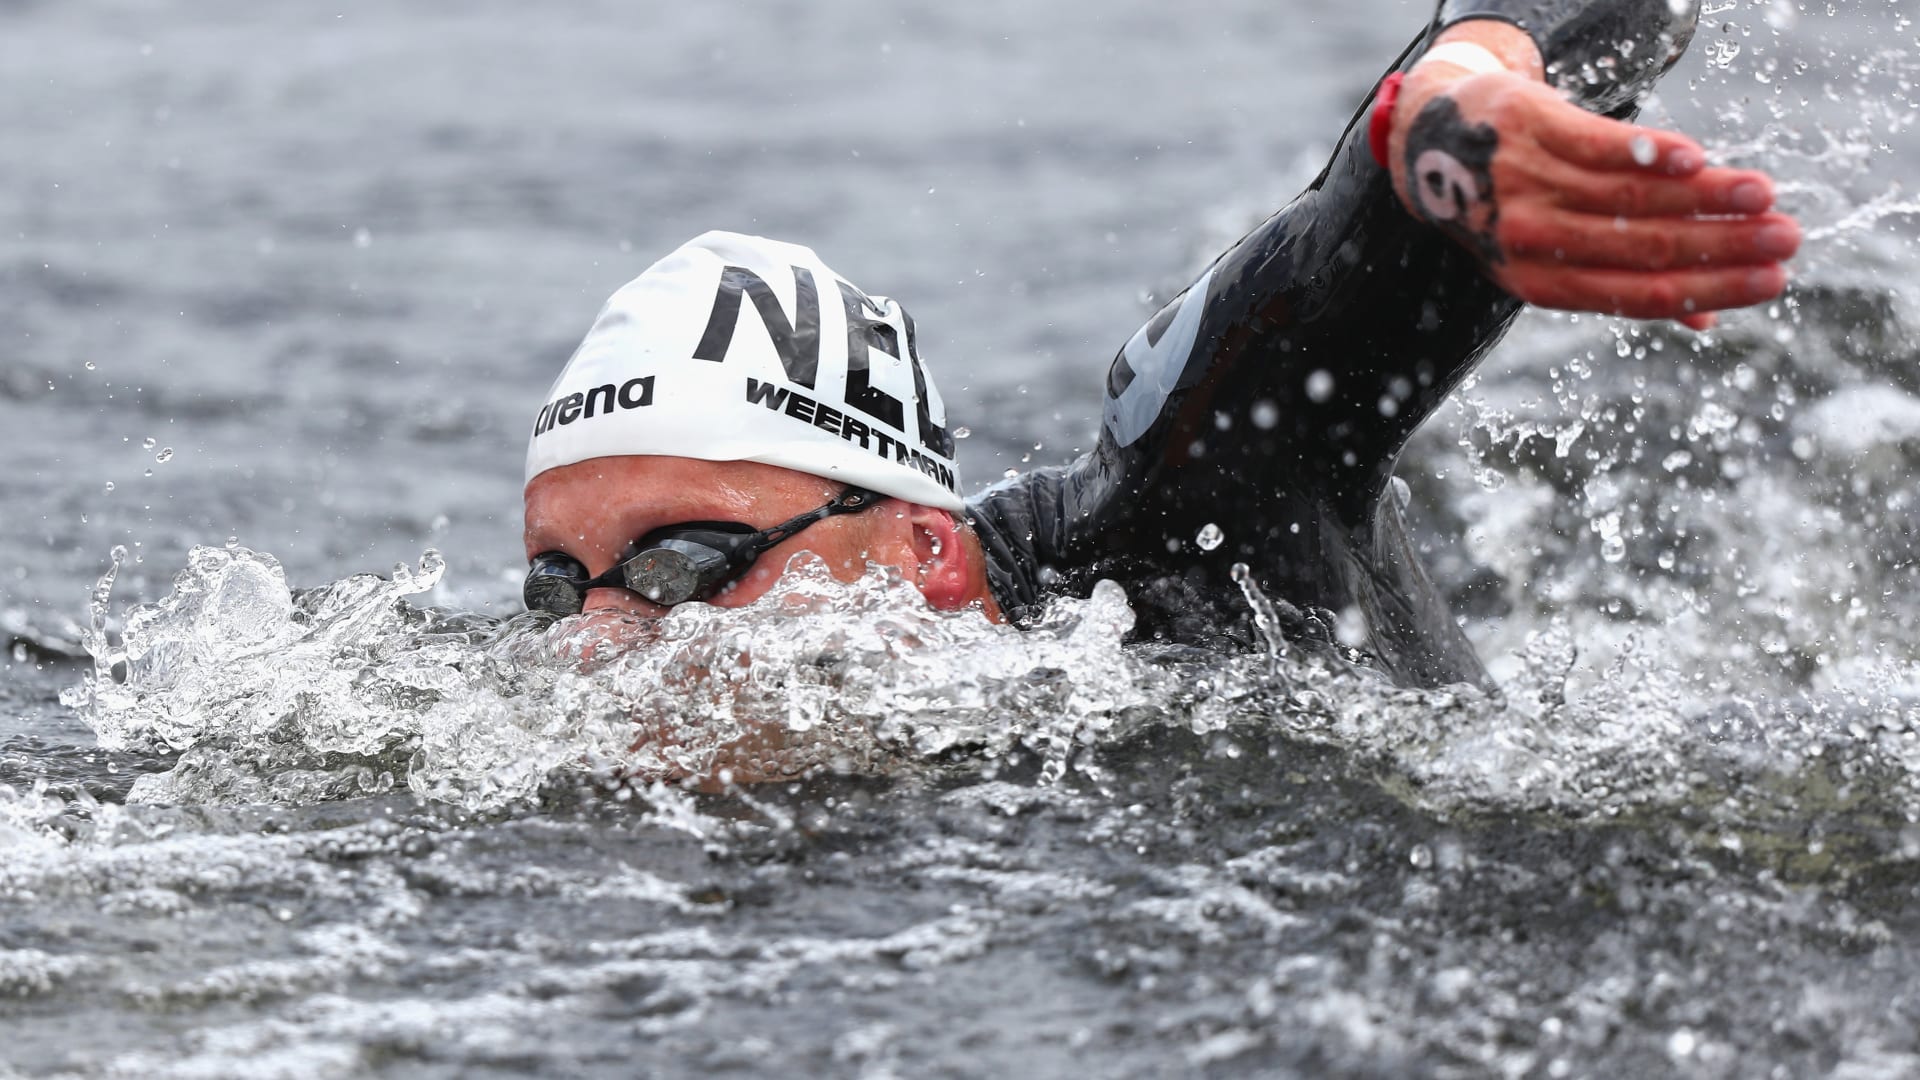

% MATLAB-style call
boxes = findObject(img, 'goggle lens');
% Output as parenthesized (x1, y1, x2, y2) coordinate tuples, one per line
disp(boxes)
(620, 537, 737, 605)
(523, 552, 590, 616)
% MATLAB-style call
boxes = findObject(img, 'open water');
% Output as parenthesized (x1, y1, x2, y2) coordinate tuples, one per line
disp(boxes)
(7, 0, 1920, 1075)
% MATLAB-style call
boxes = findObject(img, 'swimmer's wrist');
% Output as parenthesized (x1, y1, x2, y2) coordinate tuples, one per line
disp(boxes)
(1382, 21, 1546, 168)
(1414, 42, 1513, 79)
(1418, 19, 1545, 83)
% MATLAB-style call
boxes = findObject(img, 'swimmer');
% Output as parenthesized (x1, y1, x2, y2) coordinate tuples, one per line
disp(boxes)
(522, 0, 1800, 688)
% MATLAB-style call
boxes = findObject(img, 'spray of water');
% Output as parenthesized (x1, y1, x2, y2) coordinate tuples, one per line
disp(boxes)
(58, 544, 1177, 810)
(43, 516, 1920, 887)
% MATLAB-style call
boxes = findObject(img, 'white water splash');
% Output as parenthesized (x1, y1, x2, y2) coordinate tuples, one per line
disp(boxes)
(1801, 189, 1920, 243)
(60, 547, 1162, 809)
(54, 521, 1920, 847)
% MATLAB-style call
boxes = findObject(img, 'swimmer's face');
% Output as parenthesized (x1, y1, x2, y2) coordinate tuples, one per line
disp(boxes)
(522, 456, 911, 621)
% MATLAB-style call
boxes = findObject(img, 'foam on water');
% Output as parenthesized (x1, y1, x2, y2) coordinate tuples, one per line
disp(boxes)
(50, 466, 1920, 879)
(59, 543, 1169, 810)
(21, 551, 1920, 1076)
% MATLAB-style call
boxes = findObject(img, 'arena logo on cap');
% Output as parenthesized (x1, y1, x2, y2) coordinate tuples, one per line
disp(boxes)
(692, 263, 955, 460)
(531, 375, 655, 437)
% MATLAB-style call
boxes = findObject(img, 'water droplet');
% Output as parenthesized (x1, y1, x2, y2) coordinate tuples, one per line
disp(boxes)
(952, 426, 971, 439)
(84, 360, 96, 371)
(102, 481, 115, 494)
(1409, 844, 1433, 869)
(1251, 400, 1279, 430)
(1195, 523, 1224, 551)
(1689, 402, 1738, 439)
(1600, 533, 1626, 563)
(1305, 370, 1335, 403)
(353, 227, 372, 248)
(1629, 134, 1658, 166)
(141, 437, 156, 451)
(1335, 606, 1367, 648)
(155, 447, 173, 463)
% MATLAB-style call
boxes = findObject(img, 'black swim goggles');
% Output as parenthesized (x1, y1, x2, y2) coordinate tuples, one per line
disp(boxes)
(523, 486, 881, 615)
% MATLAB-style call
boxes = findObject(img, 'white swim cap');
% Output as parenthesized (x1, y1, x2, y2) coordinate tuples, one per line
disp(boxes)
(525, 231, 965, 511)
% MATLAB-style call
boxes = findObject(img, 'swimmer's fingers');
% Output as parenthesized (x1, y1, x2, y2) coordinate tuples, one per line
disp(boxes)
(1540, 160, 1779, 218)
(1502, 210, 1802, 271)
(1531, 108, 1707, 176)
(1503, 263, 1790, 321)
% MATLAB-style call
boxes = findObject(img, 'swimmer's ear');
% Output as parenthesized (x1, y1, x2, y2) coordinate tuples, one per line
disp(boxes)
(906, 503, 972, 611)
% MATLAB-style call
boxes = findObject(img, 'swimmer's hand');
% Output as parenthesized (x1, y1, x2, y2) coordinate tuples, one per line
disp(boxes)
(1386, 21, 1799, 332)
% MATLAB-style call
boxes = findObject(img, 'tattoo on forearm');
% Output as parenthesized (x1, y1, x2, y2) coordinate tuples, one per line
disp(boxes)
(1402, 97, 1504, 265)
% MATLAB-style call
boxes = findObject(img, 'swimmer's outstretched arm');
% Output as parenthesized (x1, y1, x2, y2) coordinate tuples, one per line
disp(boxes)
(975, 0, 1792, 681)
(1383, 14, 1798, 332)
(1054, 0, 1768, 540)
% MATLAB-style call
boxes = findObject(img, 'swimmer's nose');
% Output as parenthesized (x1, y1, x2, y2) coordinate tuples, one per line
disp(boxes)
(564, 588, 666, 667)
(581, 586, 666, 618)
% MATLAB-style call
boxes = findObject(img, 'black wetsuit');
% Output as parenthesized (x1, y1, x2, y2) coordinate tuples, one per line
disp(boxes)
(967, 0, 1702, 688)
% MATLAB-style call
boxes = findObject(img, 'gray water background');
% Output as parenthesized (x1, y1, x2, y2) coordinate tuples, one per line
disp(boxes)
(8, 0, 1920, 1076)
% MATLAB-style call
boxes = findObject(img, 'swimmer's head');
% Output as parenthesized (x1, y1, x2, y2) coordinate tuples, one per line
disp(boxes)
(524, 231, 963, 510)
(522, 233, 996, 623)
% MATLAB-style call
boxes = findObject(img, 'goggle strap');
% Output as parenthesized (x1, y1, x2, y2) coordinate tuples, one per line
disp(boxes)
(750, 487, 878, 554)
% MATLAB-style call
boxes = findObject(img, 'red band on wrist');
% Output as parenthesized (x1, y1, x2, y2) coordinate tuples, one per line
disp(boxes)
(1368, 72, 1406, 170)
